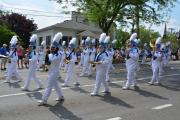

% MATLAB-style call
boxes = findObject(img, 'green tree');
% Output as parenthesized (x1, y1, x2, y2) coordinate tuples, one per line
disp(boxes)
(122, 0, 177, 36)
(139, 26, 160, 47)
(0, 25, 17, 46)
(115, 29, 130, 48)
(55, 0, 146, 35)
(0, 12, 37, 47)
(55, 0, 177, 37)
(163, 32, 178, 52)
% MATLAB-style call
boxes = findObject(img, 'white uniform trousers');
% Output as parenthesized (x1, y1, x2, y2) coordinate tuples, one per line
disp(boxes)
(64, 63, 69, 72)
(64, 63, 79, 85)
(42, 71, 63, 101)
(24, 68, 42, 89)
(88, 64, 93, 75)
(159, 62, 164, 75)
(141, 54, 146, 64)
(38, 57, 44, 68)
(6, 68, 22, 82)
(105, 61, 111, 82)
(150, 66, 160, 83)
(6, 62, 22, 82)
(93, 66, 109, 93)
(125, 67, 136, 88)
(78, 57, 84, 68)
(81, 60, 90, 75)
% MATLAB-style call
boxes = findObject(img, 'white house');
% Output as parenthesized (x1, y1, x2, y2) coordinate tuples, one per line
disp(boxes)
(32, 12, 102, 47)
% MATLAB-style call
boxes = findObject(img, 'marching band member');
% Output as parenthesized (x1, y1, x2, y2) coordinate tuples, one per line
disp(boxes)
(37, 40, 45, 71)
(104, 36, 111, 82)
(106, 39, 116, 82)
(148, 37, 162, 85)
(134, 38, 141, 80)
(88, 38, 96, 76)
(120, 47, 126, 58)
(22, 34, 43, 91)
(4, 36, 22, 83)
(164, 41, 171, 66)
(59, 41, 66, 69)
(63, 38, 80, 87)
(39, 32, 64, 105)
(122, 33, 140, 90)
(80, 37, 91, 76)
(78, 40, 85, 69)
(141, 43, 148, 64)
(109, 39, 116, 70)
(160, 43, 166, 74)
(90, 33, 110, 96)
(63, 47, 70, 72)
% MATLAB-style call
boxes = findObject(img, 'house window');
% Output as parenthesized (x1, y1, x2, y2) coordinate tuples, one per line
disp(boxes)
(46, 36, 51, 46)
(38, 37, 43, 46)
(82, 36, 87, 40)
(62, 36, 72, 46)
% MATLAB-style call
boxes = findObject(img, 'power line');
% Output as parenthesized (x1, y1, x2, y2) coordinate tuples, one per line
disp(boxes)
(49, 0, 77, 3)
(1, 0, 77, 15)
(22, 13, 71, 18)
(2, 6, 65, 15)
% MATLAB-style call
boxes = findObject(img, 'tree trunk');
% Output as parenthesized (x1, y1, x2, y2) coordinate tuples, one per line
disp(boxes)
(135, 5, 140, 37)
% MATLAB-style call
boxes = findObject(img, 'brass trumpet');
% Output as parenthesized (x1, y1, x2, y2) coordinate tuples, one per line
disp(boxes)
(89, 61, 102, 65)
(64, 59, 70, 64)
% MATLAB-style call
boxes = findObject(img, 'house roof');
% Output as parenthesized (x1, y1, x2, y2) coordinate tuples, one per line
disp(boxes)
(33, 20, 102, 33)
(77, 30, 99, 38)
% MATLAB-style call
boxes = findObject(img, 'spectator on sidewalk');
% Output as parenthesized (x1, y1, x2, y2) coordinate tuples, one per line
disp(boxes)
(17, 44, 24, 69)
(24, 48, 29, 69)
(0, 44, 8, 70)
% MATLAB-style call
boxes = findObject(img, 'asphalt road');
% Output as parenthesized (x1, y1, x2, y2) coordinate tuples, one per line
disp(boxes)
(0, 61, 180, 120)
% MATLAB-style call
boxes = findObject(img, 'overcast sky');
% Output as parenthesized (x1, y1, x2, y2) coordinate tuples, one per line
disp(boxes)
(0, 0, 180, 36)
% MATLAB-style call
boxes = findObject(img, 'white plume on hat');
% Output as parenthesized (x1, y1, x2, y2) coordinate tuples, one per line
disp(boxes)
(62, 41, 66, 46)
(144, 43, 147, 46)
(53, 32, 63, 43)
(92, 39, 96, 43)
(160, 43, 166, 50)
(99, 33, 106, 43)
(166, 41, 171, 46)
(104, 36, 110, 44)
(85, 36, 91, 42)
(155, 37, 161, 45)
(134, 39, 140, 44)
(69, 38, 76, 45)
(112, 39, 117, 44)
(81, 40, 85, 45)
(130, 33, 137, 41)
(10, 36, 18, 45)
(30, 34, 37, 42)
(41, 40, 46, 46)
(69, 37, 76, 48)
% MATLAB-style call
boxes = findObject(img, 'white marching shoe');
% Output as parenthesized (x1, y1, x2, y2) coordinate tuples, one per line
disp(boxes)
(38, 100, 47, 106)
(56, 96, 65, 102)
(90, 92, 98, 96)
(122, 86, 130, 90)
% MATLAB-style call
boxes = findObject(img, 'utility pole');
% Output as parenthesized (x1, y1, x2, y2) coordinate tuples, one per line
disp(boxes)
(168, 27, 175, 34)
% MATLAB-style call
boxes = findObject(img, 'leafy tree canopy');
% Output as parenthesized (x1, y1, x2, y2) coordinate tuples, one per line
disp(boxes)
(0, 25, 17, 46)
(0, 12, 37, 47)
(55, 0, 177, 36)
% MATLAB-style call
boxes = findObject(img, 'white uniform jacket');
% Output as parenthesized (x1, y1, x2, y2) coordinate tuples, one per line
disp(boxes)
(89, 47, 96, 62)
(48, 52, 61, 74)
(151, 51, 162, 69)
(126, 47, 139, 70)
(29, 50, 38, 70)
(95, 51, 109, 69)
